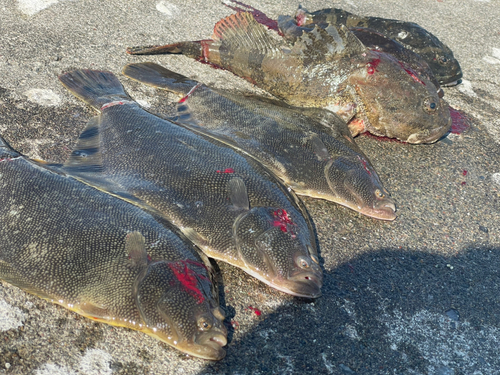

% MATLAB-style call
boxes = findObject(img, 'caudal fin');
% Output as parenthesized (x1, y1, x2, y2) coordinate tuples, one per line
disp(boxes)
(123, 62, 198, 96)
(59, 69, 129, 111)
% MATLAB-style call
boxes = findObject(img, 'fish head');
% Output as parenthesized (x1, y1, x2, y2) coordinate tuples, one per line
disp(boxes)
(136, 260, 227, 360)
(347, 50, 451, 143)
(391, 22, 462, 86)
(233, 206, 323, 298)
(325, 154, 396, 220)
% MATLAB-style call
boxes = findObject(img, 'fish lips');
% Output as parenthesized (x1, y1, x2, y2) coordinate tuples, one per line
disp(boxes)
(192, 330, 228, 360)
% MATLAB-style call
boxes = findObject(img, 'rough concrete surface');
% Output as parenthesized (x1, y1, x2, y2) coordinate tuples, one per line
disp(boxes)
(1, 0, 500, 374)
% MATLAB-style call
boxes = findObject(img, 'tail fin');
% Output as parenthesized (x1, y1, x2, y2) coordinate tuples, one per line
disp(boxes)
(0, 135, 13, 150)
(59, 69, 130, 111)
(0, 135, 21, 159)
(126, 41, 204, 59)
(123, 62, 199, 96)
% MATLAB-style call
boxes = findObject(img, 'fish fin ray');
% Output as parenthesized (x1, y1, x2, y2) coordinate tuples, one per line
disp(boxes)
(63, 117, 103, 174)
(123, 62, 198, 96)
(126, 41, 204, 58)
(213, 12, 283, 57)
(59, 69, 130, 111)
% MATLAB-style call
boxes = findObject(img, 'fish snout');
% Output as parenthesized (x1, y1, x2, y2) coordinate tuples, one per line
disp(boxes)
(287, 263, 323, 298)
(194, 329, 228, 360)
(371, 195, 397, 221)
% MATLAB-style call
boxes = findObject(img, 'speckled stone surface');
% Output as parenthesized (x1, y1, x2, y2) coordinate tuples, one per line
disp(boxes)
(1, 0, 500, 374)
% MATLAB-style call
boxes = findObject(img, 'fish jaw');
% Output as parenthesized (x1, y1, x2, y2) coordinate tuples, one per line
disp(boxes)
(348, 51, 451, 143)
(232, 207, 323, 298)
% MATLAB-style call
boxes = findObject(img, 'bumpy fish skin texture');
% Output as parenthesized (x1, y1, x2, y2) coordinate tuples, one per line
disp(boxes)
(58, 69, 322, 298)
(127, 12, 451, 144)
(123, 62, 396, 221)
(0, 137, 226, 360)
(295, 7, 462, 86)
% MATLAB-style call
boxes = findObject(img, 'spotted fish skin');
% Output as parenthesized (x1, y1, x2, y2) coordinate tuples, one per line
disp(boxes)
(295, 7, 462, 86)
(0, 136, 226, 360)
(123, 62, 396, 221)
(127, 12, 451, 144)
(58, 69, 322, 299)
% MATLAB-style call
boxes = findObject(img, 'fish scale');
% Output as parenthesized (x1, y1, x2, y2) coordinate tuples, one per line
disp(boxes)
(122, 62, 397, 221)
(58, 69, 323, 299)
(0, 135, 227, 360)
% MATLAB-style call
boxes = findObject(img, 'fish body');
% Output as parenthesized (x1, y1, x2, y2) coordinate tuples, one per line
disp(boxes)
(58, 69, 322, 298)
(123, 62, 396, 221)
(0, 136, 226, 360)
(295, 7, 462, 86)
(127, 12, 451, 144)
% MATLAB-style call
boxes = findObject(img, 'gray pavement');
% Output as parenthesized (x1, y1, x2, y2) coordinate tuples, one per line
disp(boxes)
(1, 0, 500, 374)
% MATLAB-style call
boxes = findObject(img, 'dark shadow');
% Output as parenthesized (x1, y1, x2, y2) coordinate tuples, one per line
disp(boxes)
(199, 246, 500, 374)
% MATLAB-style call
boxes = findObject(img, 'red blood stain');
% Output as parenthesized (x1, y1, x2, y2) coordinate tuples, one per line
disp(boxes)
(397, 61, 426, 85)
(216, 168, 235, 174)
(247, 306, 262, 316)
(461, 181, 466, 186)
(179, 83, 202, 103)
(168, 260, 208, 304)
(357, 155, 372, 175)
(463, 170, 468, 176)
(367, 58, 381, 75)
(272, 209, 296, 236)
(449, 107, 470, 134)
(296, 11, 306, 26)
(223, 0, 282, 35)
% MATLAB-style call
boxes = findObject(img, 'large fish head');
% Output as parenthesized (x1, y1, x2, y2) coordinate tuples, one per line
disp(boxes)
(136, 260, 227, 360)
(233, 206, 323, 298)
(348, 50, 451, 143)
(392, 22, 462, 86)
(326, 154, 396, 220)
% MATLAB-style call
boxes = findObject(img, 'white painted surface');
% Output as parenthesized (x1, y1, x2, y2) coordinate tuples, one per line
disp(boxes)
(24, 89, 62, 106)
(0, 299, 26, 331)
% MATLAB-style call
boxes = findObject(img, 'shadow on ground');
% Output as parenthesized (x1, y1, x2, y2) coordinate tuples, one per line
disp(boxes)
(203, 246, 500, 374)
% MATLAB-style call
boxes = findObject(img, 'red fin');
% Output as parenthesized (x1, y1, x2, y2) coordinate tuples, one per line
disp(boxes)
(222, 0, 280, 34)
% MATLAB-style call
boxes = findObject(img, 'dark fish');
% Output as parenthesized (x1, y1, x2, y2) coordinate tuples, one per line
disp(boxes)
(123, 62, 397, 221)
(58, 69, 322, 298)
(0, 136, 226, 360)
(295, 7, 462, 86)
(127, 12, 451, 144)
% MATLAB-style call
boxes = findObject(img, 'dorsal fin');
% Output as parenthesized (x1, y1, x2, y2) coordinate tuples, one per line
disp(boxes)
(63, 117, 103, 174)
(212, 12, 283, 57)
(290, 21, 366, 61)
(227, 177, 250, 211)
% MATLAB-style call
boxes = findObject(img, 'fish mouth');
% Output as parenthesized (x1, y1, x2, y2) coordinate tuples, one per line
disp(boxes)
(406, 115, 452, 144)
(441, 78, 462, 87)
(192, 331, 228, 360)
(361, 198, 397, 221)
(284, 271, 323, 298)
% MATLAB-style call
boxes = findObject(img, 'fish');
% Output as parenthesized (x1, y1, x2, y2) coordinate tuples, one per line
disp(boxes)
(126, 11, 451, 144)
(122, 62, 397, 221)
(295, 7, 462, 86)
(0, 136, 227, 360)
(58, 69, 323, 298)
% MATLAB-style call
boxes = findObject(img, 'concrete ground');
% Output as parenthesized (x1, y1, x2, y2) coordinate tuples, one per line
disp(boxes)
(1, 0, 500, 374)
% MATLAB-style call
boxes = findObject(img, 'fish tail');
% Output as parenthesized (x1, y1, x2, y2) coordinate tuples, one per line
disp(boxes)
(126, 41, 205, 59)
(122, 62, 198, 96)
(59, 69, 130, 111)
(0, 135, 12, 150)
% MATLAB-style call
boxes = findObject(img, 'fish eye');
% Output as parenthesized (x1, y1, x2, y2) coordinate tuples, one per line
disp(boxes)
(437, 56, 448, 65)
(297, 256, 310, 269)
(375, 189, 384, 198)
(197, 316, 212, 331)
(423, 98, 438, 113)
